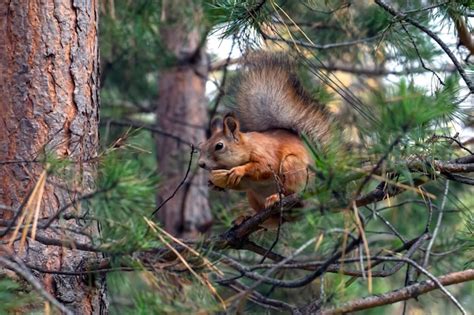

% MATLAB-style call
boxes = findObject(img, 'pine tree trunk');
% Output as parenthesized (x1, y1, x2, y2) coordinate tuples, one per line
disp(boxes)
(155, 0, 212, 237)
(0, 1, 106, 313)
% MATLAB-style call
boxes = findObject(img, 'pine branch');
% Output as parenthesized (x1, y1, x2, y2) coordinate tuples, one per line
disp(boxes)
(263, 33, 382, 50)
(374, 0, 474, 93)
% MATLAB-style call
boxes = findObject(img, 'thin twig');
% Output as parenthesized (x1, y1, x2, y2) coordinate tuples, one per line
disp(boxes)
(101, 118, 194, 147)
(400, 22, 444, 86)
(370, 256, 467, 314)
(430, 134, 473, 155)
(423, 180, 450, 267)
(366, 206, 407, 243)
(259, 168, 285, 264)
(403, 1, 450, 14)
(264, 33, 382, 50)
(151, 145, 195, 216)
(222, 278, 297, 313)
(208, 36, 236, 122)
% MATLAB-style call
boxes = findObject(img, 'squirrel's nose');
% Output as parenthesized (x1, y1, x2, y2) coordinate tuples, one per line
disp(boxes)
(198, 161, 206, 169)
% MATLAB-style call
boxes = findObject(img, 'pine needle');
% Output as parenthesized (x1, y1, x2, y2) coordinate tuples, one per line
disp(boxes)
(154, 224, 224, 276)
(350, 167, 436, 200)
(8, 169, 47, 253)
(352, 202, 373, 293)
(143, 217, 227, 310)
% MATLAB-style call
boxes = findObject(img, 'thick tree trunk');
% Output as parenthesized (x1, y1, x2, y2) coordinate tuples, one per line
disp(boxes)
(155, 0, 212, 236)
(0, 1, 106, 314)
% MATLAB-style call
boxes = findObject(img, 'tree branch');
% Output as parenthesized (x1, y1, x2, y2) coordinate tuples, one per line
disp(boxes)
(263, 33, 382, 50)
(318, 269, 474, 314)
(101, 118, 194, 147)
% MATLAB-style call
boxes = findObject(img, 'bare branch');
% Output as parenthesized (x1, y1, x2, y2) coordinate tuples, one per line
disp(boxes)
(403, 1, 450, 14)
(318, 267, 473, 315)
(263, 33, 382, 50)
(151, 146, 196, 216)
(221, 279, 297, 313)
(101, 118, 194, 147)
(423, 180, 449, 267)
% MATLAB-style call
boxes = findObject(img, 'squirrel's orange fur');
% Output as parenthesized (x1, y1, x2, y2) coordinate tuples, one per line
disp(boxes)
(198, 53, 331, 214)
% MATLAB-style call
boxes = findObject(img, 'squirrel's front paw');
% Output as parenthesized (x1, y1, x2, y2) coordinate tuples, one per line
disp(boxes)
(210, 169, 230, 188)
(227, 166, 245, 187)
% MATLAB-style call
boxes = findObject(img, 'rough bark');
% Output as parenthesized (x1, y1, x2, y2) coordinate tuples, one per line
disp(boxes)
(155, 0, 212, 236)
(0, 0, 106, 314)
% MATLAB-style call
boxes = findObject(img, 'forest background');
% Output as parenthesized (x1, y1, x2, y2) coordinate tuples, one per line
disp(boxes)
(1, 0, 473, 314)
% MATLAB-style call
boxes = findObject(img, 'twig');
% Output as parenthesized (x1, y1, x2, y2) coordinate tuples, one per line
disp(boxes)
(208, 36, 236, 122)
(442, 173, 474, 185)
(423, 180, 449, 267)
(221, 279, 297, 313)
(0, 186, 36, 237)
(219, 236, 360, 289)
(219, 236, 319, 310)
(31, 234, 103, 252)
(430, 134, 473, 155)
(41, 186, 114, 228)
(403, 1, 449, 14)
(264, 33, 382, 50)
(353, 135, 402, 202)
(101, 118, 194, 147)
(376, 256, 466, 314)
(400, 22, 444, 86)
(151, 145, 195, 216)
(259, 169, 285, 264)
(312, 63, 455, 76)
(422, 186, 434, 233)
(354, 154, 474, 207)
(342, 234, 429, 282)
(367, 206, 407, 243)
(233, 234, 426, 277)
(242, 241, 287, 262)
(299, 1, 350, 15)
(216, 238, 431, 288)
(209, 57, 240, 72)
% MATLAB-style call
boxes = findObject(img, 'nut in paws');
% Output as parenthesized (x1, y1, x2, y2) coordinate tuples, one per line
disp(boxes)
(210, 169, 230, 188)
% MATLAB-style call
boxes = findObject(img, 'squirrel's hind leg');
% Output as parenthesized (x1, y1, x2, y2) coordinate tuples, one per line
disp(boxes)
(280, 155, 311, 194)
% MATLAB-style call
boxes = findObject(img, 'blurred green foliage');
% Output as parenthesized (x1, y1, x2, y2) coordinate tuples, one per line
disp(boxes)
(0, 278, 39, 314)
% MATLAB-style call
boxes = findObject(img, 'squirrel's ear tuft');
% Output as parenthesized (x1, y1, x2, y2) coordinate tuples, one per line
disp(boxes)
(210, 116, 223, 135)
(223, 113, 240, 141)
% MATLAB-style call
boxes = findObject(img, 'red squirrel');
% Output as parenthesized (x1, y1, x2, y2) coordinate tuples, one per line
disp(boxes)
(198, 53, 332, 214)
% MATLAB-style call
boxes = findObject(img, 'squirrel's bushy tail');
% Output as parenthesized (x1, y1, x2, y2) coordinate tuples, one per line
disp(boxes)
(236, 53, 331, 145)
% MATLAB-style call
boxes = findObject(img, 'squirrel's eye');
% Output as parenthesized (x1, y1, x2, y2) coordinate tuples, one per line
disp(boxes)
(215, 142, 224, 151)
